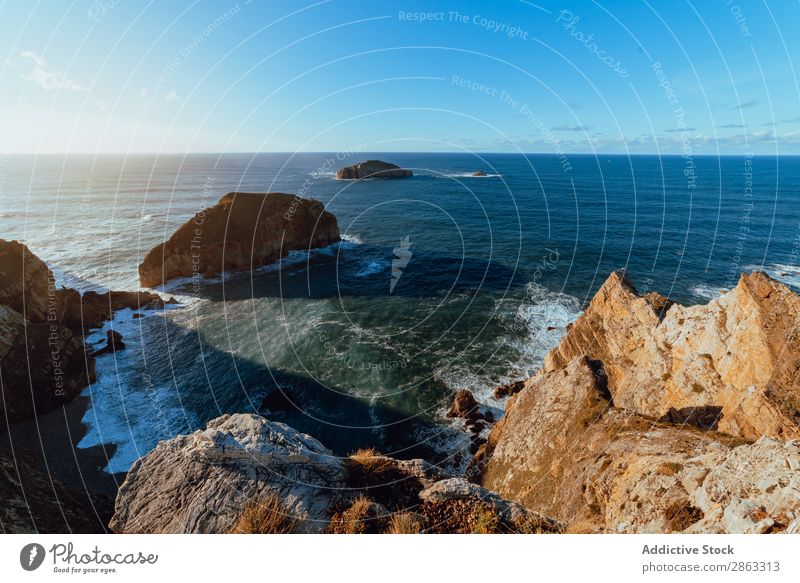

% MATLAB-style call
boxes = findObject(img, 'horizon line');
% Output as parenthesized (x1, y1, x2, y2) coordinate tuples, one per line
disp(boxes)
(3, 151, 797, 157)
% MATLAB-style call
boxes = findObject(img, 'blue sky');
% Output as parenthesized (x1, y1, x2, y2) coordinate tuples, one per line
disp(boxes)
(1, 0, 798, 154)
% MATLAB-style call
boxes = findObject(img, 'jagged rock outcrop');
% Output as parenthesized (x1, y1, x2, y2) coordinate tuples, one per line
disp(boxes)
(0, 239, 57, 322)
(473, 271, 800, 533)
(0, 304, 94, 429)
(56, 289, 173, 333)
(0, 240, 173, 428)
(138, 192, 340, 288)
(336, 160, 412, 179)
(544, 270, 800, 440)
(110, 414, 348, 533)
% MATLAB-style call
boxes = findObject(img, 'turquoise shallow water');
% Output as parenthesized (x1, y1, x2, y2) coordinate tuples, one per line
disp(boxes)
(2, 153, 798, 472)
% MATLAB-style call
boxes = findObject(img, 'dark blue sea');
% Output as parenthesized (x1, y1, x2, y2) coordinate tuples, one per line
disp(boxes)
(3, 152, 798, 472)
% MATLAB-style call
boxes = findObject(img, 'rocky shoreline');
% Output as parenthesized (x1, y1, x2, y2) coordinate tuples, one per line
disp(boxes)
(3, 190, 800, 534)
(109, 269, 800, 534)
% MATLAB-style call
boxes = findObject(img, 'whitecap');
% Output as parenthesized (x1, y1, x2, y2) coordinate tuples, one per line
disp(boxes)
(748, 263, 800, 290)
(355, 258, 389, 277)
(689, 284, 725, 301)
(340, 233, 364, 246)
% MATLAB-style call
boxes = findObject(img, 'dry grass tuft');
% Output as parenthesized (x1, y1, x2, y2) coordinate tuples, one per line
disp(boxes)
(345, 448, 396, 480)
(229, 493, 298, 534)
(328, 495, 379, 534)
(385, 512, 423, 534)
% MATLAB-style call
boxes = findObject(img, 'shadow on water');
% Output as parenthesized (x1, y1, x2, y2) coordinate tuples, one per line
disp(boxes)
(180, 243, 529, 302)
(132, 314, 459, 462)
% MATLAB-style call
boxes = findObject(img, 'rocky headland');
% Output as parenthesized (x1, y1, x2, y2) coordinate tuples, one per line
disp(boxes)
(0, 239, 173, 532)
(336, 160, 412, 179)
(110, 269, 800, 534)
(471, 271, 800, 533)
(138, 192, 340, 288)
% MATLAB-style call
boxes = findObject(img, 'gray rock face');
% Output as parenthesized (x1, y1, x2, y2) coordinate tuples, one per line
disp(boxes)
(110, 414, 348, 533)
(336, 160, 412, 179)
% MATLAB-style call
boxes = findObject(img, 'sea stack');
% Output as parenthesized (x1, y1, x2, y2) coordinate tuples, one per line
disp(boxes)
(336, 160, 412, 179)
(138, 192, 340, 288)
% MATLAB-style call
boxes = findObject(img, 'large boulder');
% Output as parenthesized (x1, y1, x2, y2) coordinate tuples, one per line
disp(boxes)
(0, 304, 94, 429)
(138, 192, 340, 288)
(336, 160, 412, 179)
(110, 414, 348, 533)
(544, 270, 800, 440)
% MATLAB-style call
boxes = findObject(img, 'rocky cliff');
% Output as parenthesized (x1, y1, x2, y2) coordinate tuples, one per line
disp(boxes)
(472, 271, 800, 533)
(544, 270, 800, 440)
(138, 192, 340, 288)
(0, 239, 172, 428)
(336, 160, 412, 179)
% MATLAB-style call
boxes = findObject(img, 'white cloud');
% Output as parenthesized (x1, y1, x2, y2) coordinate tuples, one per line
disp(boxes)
(164, 90, 180, 102)
(15, 50, 89, 92)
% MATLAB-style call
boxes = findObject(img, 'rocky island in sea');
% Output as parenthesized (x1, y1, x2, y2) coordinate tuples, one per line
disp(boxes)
(336, 160, 413, 180)
(139, 192, 340, 287)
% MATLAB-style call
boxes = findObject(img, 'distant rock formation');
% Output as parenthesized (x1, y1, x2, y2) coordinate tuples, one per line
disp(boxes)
(110, 413, 559, 534)
(471, 271, 800, 533)
(138, 192, 340, 288)
(336, 160, 412, 179)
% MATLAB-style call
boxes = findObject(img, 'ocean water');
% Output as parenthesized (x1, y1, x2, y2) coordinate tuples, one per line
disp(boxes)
(2, 152, 798, 473)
